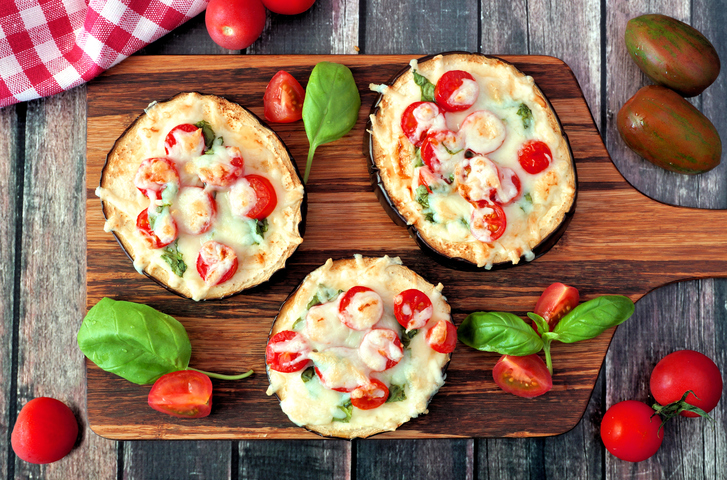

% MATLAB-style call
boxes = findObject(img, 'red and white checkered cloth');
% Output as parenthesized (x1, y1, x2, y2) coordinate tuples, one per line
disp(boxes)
(0, 0, 208, 108)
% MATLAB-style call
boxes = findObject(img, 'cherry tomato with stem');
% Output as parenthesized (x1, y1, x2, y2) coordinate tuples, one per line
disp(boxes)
(350, 378, 389, 410)
(262, 0, 315, 15)
(601, 400, 663, 462)
(196, 241, 238, 285)
(266, 330, 311, 373)
(518, 140, 552, 174)
(205, 0, 266, 50)
(394, 289, 433, 331)
(11, 397, 79, 464)
(434, 70, 479, 112)
(492, 354, 552, 398)
(531, 282, 579, 332)
(148, 370, 213, 419)
(426, 320, 457, 354)
(264, 71, 305, 123)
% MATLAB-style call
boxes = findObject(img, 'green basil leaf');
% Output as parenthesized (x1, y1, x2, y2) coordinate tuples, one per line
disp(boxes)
(160, 240, 187, 277)
(77, 298, 191, 385)
(516, 103, 533, 130)
(527, 312, 549, 336)
(386, 384, 407, 403)
(306, 286, 343, 310)
(413, 147, 424, 168)
(301, 366, 315, 383)
(302, 62, 361, 183)
(292, 315, 305, 331)
(400, 328, 419, 349)
(551, 295, 635, 343)
(194, 120, 216, 149)
(333, 399, 353, 423)
(415, 185, 430, 209)
(458, 311, 544, 356)
(412, 69, 435, 102)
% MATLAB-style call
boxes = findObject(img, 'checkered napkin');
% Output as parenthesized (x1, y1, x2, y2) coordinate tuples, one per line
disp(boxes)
(0, 0, 208, 108)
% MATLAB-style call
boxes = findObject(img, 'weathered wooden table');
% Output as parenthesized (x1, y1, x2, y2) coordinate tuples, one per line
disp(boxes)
(1, 1, 725, 478)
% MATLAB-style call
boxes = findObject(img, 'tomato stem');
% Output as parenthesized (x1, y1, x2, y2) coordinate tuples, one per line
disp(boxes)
(188, 368, 254, 381)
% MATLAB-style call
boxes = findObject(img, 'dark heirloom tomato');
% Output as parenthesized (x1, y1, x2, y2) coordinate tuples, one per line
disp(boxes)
(351, 378, 389, 410)
(650, 349, 723, 417)
(492, 354, 552, 398)
(532, 283, 579, 331)
(601, 400, 663, 462)
(470, 200, 507, 243)
(518, 140, 552, 174)
(401, 101, 443, 147)
(11, 397, 78, 464)
(244, 174, 278, 219)
(425, 320, 457, 353)
(148, 370, 213, 419)
(394, 289, 433, 331)
(164, 123, 204, 155)
(264, 71, 306, 123)
(266, 330, 311, 373)
(196, 241, 238, 285)
(434, 70, 479, 112)
(136, 209, 177, 249)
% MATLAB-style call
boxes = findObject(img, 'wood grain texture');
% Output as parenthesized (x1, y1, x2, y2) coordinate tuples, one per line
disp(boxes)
(238, 440, 351, 479)
(357, 439, 473, 479)
(123, 441, 231, 479)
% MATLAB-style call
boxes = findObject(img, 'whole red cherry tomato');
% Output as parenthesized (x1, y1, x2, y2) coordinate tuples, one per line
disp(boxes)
(518, 140, 552, 174)
(425, 320, 457, 354)
(434, 70, 479, 112)
(264, 71, 306, 123)
(266, 330, 311, 373)
(601, 400, 664, 462)
(262, 0, 315, 16)
(148, 370, 213, 419)
(532, 283, 579, 332)
(492, 354, 552, 398)
(11, 397, 79, 464)
(650, 350, 723, 417)
(350, 378, 389, 410)
(205, 0, 266, 50)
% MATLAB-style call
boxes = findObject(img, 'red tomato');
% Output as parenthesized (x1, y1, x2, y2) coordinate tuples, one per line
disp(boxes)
(205, 0, 266, 50)
(394, 289, 433, 331)
(266, 330, 311, 373)
(262, 0, 315, 15)
(338, 286, 384, 331)
(11, 397, 78, 464)
(134, 157, 180, 198)
(359, 329, 404, 371)
(492, 354, 552, 398)
(136, 208, 177, 249)
(401, 101, 444, 147)
(518, 140, 552, 174)
(434, 70, 479, 112)
(418, 166, 439, 193)
(425, 320, 457, 354)
(197, 147, 245, 187)
(264, 71, 305, 123)
(164, 124, 204, 156)
(421, 129, 462, 173)
(601, 400, 663, 462)
(243, 175, 278, 219)
(351, 378, 389, 410)
(532, 283, 580, 332)
(491, 167, 521, 206)
(148, 370, 213, 419)
(650, 350, 723, 417)
(470, 200, 507, 243)
(196, 241, 238, 285)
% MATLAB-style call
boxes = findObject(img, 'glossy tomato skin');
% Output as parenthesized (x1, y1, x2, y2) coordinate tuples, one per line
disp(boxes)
(532, 282, 579, 331)
(266, 330, 310, 373)
(351, 378, 389, 410)
(393, 289, 433, 331)
(601, 400, 663, 462)
(264, 71, 305, 123)
(650, 350, 723, 417)
(262, 0, 315, 15)
(492, 354, 552, 398)
(470, 200, 507, 243)
(11, 397, 79, 464)
(244, 175, 278, 219)
(425, 320, 457, 354)
(205, 0, 266, 50)
(148, 371, 213, 419)
(434, 70, 479, 112)
(518, 140, 552, 174)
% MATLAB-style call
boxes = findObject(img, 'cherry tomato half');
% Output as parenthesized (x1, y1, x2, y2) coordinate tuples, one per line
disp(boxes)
(650, 350, 723, 417)
(532, 283, 579, 332)
(164, 124, 204, 157)
(351, 378, 389, 410)
(518, 140, 552, 174)
(394, 289, 433, 331)
(11, 397, 79, 464)
(264, 71, 305, 123)
(242, 175, 278, 220)
(266, 330, 311, 373)
(262, 0, 315, 15)
(148, 370, 213, 419)
(134, 157, 180, 199)
(338, 286, 384, 331)
(491, 167, 521, 206)
(401, 101, 445, 147)
(359, 329, 404, 371)
(601, 400, 663, 462)
(205, 0, 266, 50)
(196, 241, 238, 285)
(136, 208, 177, 249)
(425, 320, 457, 354)
(492, 354, 552, 398)
(421, 129, 462, 173)
(470, 200, 507, 243)
(434, 70, 479, 112)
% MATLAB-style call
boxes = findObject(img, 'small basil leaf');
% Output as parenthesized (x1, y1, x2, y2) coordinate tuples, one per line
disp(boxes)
(516, 103, 533, 130)
(301, 366, 315, 383)
(333, 399, 353, 423)
(552, 296, 635, 343)
(527, 312, 549, 336)
(386, 384, 407, 403)
(77, 298, 192, 385)
(160, 240, 187, 277)
(292, 315, 305, 331)
(413, 147, 424, 168)
(412, 69, 435, 102)
(400, 328, 419, 349)
(458, 311, 544, 356)
(194, 120, 216, 150)
(415, 185, 430, 209)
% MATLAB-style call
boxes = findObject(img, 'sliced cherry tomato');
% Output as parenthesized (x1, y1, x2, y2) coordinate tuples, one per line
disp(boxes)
(457, 110, 506, 154)
(401, 101, 445, 147)
(650, 350, 723, 417)
(266, 330, 311, 373)
(425, 320, 457, 354)
(434, 70, 479, 112)
(470, 200, 507, 243)
(421, 129, 463, 173)
(393, 289, 433, 331)
(351, 378, 389, 410)
(264, 71, 305, 123)
(262, 0, 315, 15)
(197, 146, 245, 187)
(134, 157, 180, 199)
(601, 400, 663, 462)
(174, 186, 216, 235)
(418, 166, 439, 193)
(229, 174, 278, 220)
(456, 156, 500, 204)
(205, 0, 266, 50)
(196, 241, 238, 285)
(359, 329, 404, 371)
(11, 397, 78, 464)
(136, 208, 177, 249)
(312, 347, 368, 392)
(164, 124, 205, 157)
(492, 354, 552, 398)
(518, 140, 552, 174)
(147, 370, 213, 419)
(532, 283, 579, 332)
(338, 286, 384, 331)
(491, 167, 521, 206)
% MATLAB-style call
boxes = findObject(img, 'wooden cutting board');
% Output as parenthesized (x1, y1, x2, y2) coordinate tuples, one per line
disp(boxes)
(85, 55, 727, 440)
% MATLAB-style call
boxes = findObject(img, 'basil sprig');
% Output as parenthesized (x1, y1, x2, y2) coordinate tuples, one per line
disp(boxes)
(160, 240, 186, 277)
(516, 103, 533, 130)
(412, 69, 435, 102)
(78, 298, 253, 385)
(458, 295, 634, 374)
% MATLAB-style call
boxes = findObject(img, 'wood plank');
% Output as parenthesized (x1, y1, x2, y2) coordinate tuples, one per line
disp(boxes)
(237, 440, 351, 479)
(14, 89, 117, 479)
(357, 439, 473, 479)
(123, 441, 231, 479)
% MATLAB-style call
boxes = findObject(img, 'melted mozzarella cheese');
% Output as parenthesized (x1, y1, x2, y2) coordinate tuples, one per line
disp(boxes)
(167, 128, 204, 161)
(310, 347, 370, 392)
(173, 186, 214, 235)
(457, 110, 506, 154)
(448, 78, 479, 108)
(228, 177, 256, 219)
(412, 103, 447, 141)
(198, 241, 237, 285)
(148, 206, 177, 245)
(456, 156, 500, 203)
(359, 329, 403, 371)
(305, 301, 362, 347)
(339, 289, 384, 331)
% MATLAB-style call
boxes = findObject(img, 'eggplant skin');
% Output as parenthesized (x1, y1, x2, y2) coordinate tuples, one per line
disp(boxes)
(617, 85, 721, 174)
(625, 14, 720, 97)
